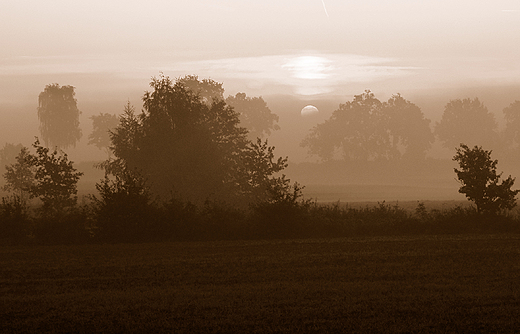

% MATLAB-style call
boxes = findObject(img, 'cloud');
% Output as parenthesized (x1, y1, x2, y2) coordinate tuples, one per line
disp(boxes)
(160, 53, 417, 96)
(0, 52, 418, 96)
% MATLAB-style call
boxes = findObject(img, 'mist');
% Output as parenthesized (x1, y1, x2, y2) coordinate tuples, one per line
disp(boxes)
(2, 69, 520, 204)
(1, 0, 520, 205)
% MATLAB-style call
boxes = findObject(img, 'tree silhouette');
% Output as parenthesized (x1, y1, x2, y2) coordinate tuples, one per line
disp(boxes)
(453, 144, 518, 215)
(301, 91, 433, 161)
(177, 75, 224, 106)
(226, 93, 280, 139)
(436, 98, 498, 150)
(503, 100, 520, 152)
(88, 112, 119, 157)
(91, 168, 152, 241)
(238, 138, 288, 203)
(105, 75, 292, 206)
(302, 91, 384, 161)
(37, 84, 82, 149)
(384, 94, 434, 160)
(3, 147, 35, 203)
(28, 138, 83, 217)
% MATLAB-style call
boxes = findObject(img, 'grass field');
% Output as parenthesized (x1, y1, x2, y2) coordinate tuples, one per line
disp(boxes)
(1, 234, 520, 333)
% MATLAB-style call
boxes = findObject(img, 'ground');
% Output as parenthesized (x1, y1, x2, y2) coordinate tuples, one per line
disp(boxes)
(1, 234, 519, 333)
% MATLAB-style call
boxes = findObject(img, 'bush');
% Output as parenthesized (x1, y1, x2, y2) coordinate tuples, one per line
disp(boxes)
(32, 207, 91, 244)
(90, 172, 156, 243)
(249, 182, 314, 239)
(0, 195, 30, 243)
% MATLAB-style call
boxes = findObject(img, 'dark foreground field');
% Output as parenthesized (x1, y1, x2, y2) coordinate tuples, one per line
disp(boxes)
(1, 235, 519, 333)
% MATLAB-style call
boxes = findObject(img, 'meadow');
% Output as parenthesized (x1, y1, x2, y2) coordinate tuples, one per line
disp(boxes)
(2, 234, 519, 333)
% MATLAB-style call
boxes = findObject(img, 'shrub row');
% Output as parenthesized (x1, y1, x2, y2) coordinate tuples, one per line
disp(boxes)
(1, 196, 519, 245)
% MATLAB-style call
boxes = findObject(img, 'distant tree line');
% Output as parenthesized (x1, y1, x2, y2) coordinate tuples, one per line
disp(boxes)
(9, 80, 520, 167)
(302, 91, 520, 163)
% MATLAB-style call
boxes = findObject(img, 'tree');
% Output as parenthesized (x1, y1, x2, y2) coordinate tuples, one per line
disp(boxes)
(237, 138, 289, 203)
(301, 91, 433, 161)
(28, 138, 83, 216)
(177, 75, 224, 106)
(3, 147, 35, 203)
(503, 100, 520, 151)
(37, 83, 82, 149)
(226, 93, 280, 139)
(106, 75, 247, 203)
(301, 91, 385, 161)
(90, 168, 153, 241)
(436, 98, 498, 150)
(384, 94, 434, 160)
(88, 112, 119, 157)
(453, 144, 519, 215)
(105, 75, 292, 207)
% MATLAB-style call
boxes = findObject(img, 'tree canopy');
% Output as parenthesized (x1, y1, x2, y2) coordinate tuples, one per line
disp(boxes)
(503, 100, 520, 151)
(453, 144, 518, 215)
(301, 91, 433, 161)
(3, 146, 35, 202)
(177, 75, 224, 106)
(105, 75, 290, 206)
(226, 93, 280, 139)
(88, 112, 119, 156)
(28, 138, 83, 217)
(37, 84, 82, 149)
(435, 98, 498, 150)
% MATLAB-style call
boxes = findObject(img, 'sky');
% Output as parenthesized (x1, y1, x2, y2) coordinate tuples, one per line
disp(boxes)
(1, 0, 520, 162)
(2, 0, 519, 98)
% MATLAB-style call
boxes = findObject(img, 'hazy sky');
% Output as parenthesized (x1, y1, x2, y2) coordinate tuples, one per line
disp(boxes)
(2, 0, 520, 101)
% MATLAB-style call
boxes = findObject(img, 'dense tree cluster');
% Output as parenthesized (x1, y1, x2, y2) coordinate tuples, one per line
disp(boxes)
(301, 91, 434, 161)
(104, 75, 289, 207)
(301, 93, 520, 163)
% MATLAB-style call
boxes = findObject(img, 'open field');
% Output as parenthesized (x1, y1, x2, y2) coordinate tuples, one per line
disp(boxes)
(1, 235, 519, 333)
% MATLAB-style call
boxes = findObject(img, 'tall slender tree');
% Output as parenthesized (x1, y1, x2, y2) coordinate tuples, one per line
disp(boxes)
(37, 84, 82, 149)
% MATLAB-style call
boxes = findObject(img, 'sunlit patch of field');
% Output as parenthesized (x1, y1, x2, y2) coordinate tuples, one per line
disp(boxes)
(1, 235, 519, 333)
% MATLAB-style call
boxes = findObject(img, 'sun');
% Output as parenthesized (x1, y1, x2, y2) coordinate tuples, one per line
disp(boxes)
(283, 56, 332, 80)
(301, 105, 319, 117)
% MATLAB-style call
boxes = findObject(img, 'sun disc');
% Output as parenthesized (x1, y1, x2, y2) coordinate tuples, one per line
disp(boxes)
(301, 105, 319, 116)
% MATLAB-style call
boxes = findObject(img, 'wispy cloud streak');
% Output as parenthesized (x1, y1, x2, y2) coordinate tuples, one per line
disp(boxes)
(321, 0, 329, 18)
